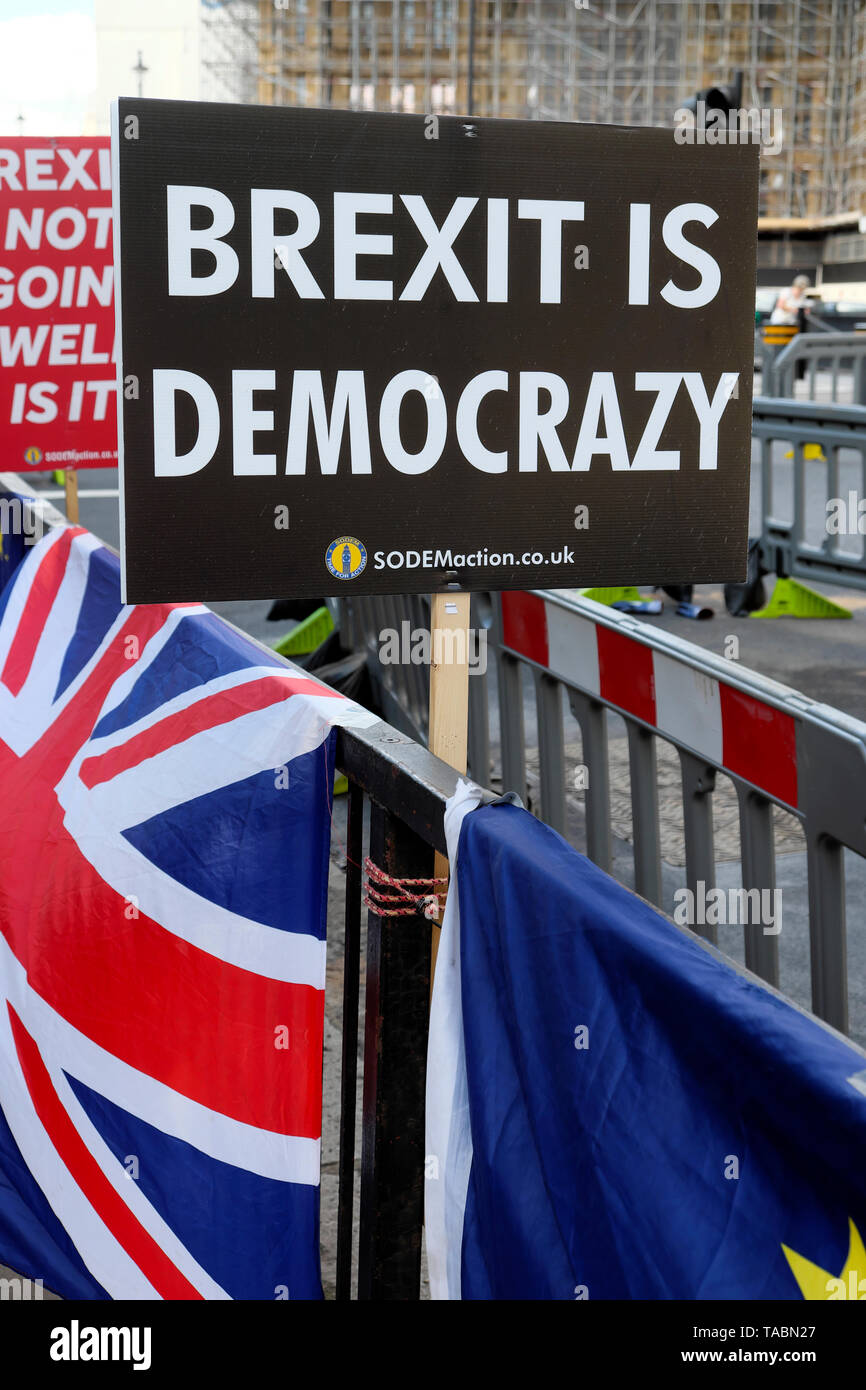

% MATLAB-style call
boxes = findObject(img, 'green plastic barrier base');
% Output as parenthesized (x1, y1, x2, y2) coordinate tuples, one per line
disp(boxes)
(272, 605, 335, 655)
(750, 577, 851, 619)
(578, 585, 645, 606)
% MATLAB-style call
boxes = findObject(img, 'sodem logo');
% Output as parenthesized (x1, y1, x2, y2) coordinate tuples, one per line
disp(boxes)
(325, 536, 367, 581)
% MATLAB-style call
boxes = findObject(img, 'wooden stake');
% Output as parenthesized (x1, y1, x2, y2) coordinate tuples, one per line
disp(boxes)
(428, 590, 471, 990)
(64, 468, 79, 524)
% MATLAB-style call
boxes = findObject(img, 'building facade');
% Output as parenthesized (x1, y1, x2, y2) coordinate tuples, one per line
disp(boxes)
(201, 1, 866, 222)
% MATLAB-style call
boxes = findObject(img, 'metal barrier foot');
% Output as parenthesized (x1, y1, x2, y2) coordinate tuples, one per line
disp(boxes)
(783, 443, 826, 461)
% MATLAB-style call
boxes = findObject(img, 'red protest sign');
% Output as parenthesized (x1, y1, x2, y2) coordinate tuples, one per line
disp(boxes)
(0, 137, 116, 472)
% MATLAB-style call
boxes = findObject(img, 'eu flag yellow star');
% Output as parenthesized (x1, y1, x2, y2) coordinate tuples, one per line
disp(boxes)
(783, 1220, 866, 1299)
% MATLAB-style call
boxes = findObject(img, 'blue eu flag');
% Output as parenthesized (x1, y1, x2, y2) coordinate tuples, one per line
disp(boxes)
(426, 797, 866, 1300)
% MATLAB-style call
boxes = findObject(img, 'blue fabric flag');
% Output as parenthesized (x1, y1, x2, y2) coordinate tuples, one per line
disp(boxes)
(426, 787, 866, 1301)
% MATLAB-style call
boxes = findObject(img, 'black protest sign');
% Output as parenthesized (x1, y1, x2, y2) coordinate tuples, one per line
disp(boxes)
(112, 98, 758, 602)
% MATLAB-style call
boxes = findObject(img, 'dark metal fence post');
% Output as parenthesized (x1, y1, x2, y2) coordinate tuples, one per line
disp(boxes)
(336, 782, 364, 1301)
(679, 752, 717, 940)
(357, 802, 433, 1300)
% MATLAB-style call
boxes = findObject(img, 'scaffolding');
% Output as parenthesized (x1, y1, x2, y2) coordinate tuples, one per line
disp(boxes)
(200, 0, 866, 219)
(201, 0, 261, 104)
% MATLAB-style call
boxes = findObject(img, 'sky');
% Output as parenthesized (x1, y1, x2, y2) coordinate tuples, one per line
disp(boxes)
(0, 0, 97, 136)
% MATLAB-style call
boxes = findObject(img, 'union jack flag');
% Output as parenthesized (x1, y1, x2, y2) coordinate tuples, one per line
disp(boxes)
(0, 525, 368, 1299)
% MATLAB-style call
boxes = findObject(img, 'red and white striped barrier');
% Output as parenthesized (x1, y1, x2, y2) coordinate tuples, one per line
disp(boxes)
(499, 591, 798, 811)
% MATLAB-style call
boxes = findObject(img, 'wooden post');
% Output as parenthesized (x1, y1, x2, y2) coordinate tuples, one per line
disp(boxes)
(428, 590, 471, 987)
(64, 468, 79, 524)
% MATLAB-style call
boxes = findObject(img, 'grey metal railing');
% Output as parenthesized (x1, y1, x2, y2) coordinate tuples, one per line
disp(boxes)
(753, 396, 866, 592)
(342, 583, 866, 1039)
(764, 331, 866, 403)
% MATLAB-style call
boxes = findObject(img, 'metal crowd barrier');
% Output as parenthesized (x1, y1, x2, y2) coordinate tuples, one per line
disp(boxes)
(338, 589, 493, 812)
(752, 395, 866, 592)
(763, 331, 866, 403)
(334, 709, 476, 1300)
(338, 591, 433, 743)
(342, 584, 866, 1038)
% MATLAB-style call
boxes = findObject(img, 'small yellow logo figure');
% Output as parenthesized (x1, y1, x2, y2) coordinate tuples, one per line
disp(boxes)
(23, 446, 43, 466)
(325, 536, 367, 581)
(783, 1219, 866, 1299)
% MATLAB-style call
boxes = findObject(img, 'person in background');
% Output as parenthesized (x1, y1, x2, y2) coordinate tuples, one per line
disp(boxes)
(770, 275, 811, 379)
(770, 274, 811, 328)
